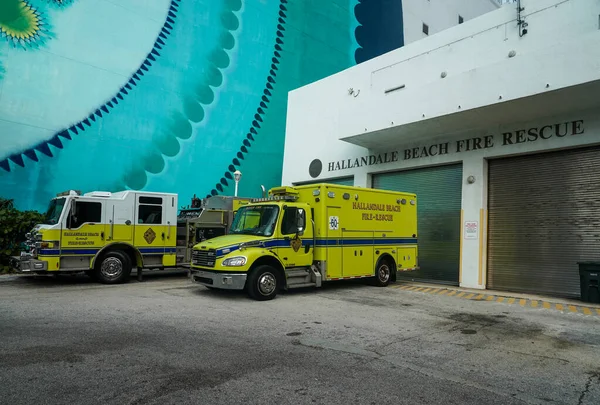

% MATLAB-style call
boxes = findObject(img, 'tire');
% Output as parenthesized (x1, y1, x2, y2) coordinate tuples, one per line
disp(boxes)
(95, 250, 132, 284)
(374, 259, 392, 287)
(246, 265, 280, 301)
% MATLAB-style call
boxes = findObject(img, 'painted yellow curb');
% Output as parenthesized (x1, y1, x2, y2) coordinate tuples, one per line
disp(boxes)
(392, 283, 600, 317)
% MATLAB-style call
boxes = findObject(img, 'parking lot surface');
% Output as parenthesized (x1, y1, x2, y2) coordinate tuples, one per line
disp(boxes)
(1, 272, 599, 405)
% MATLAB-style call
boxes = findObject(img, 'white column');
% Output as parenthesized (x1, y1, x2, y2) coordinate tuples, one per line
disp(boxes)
(459, 157, 488, 289)
(354, 170, 370, 188)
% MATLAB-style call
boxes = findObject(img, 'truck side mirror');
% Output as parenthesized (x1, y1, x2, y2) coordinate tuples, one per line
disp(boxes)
(67, 200, 76, 229)
(296, 208, 306, 234)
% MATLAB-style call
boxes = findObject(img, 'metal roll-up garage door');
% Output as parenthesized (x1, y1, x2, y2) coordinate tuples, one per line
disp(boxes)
(296, 177, 354, 186)
(487, 146, 600, 298)
(372, 164, 463, 284)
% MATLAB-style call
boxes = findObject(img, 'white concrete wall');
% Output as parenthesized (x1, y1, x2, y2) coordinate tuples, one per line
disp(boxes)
(283, 0, 600, 186)
(282, 0, 600, 290)
(347, 0, 599, 142)
(402, 0, 501, 44)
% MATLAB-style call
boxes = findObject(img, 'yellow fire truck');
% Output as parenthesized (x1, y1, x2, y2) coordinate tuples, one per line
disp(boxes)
(190, 183, 419, 300)
(176, 195, 252, 265)
(12, 190, 250, 284)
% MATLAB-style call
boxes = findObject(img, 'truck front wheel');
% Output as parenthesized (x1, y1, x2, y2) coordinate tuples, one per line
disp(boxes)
(247, 265, 279, 301)
(95, 250, 132, 284)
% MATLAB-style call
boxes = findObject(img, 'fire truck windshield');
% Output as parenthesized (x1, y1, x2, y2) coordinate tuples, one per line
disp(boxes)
(230, 205, 279, 237)
(43, 197, 67, 225)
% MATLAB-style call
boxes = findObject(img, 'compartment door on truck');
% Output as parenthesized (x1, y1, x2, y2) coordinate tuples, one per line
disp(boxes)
(108, 199, 134, 243)
(342, 230, 374, 278)
(276, 205, 313, 268)
(134, 195, 166, 256)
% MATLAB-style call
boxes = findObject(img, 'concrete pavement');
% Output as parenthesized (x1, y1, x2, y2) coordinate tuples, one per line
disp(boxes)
(0, 273, 599, 404)
(391, 281, 600, 316)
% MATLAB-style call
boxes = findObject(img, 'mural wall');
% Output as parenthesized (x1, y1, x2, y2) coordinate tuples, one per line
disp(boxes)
(0, 0, 403, 211)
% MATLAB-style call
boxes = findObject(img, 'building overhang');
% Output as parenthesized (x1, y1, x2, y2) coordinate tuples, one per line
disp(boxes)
(340, 80, 600, 150)
(332, 0, 600, 151)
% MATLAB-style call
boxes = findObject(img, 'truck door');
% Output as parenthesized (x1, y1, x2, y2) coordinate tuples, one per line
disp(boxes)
(326, 207, 343, 279)
(134, 195, 166, 255)
(276, 204, 313, 268)
(107, 200, 134, 243)
(61, 199, 105, 254)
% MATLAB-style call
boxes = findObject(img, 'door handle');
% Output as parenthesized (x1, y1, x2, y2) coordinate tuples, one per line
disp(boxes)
(101, 232, 105, 240)
(125, 220, 131, 225)
(161, 232, 165, 240)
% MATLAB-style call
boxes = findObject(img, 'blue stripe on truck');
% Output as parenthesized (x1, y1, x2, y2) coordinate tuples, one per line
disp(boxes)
(214, 237, 417, 257)
(38, 247, 177, 256)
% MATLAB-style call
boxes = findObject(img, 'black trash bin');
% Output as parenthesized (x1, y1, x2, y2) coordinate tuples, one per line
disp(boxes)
(577, 262, 600, 304)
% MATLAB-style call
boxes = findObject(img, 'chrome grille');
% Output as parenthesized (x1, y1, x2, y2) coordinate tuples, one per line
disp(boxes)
(192, 249, 216, 267)
(24, 232, 38, 258)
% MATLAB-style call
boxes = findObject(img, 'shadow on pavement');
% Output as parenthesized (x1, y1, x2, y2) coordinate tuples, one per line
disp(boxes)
(1, 268, 189, 288)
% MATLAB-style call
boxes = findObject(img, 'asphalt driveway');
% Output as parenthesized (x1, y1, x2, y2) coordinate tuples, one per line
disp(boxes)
(1, 272, 598, 404)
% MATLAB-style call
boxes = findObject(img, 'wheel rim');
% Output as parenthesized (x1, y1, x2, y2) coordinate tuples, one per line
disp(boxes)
(101, 257, 123, 279)
(378, 264, 390, 283)
(258, 272, 277, 296)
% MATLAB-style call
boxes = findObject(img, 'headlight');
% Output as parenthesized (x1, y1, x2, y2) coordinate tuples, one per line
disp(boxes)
(222, 256, 247, 267)
(36, 241, 58, 249)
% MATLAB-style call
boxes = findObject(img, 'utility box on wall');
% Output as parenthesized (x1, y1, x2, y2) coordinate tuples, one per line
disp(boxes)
(578, 262, 600, 304)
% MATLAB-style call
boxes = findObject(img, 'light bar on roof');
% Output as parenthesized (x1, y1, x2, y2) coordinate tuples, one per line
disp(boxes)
(56, 190, 81, 197)
(250, 195, 299, 203)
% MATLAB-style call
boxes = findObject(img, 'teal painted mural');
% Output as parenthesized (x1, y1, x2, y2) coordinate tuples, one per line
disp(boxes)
(0, 0, 403, 211)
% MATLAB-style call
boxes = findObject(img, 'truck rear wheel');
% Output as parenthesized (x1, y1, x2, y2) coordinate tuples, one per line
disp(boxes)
(374, 259, 392, 287)
(95, 250, 132, 284)
(247, 265, 279, 301)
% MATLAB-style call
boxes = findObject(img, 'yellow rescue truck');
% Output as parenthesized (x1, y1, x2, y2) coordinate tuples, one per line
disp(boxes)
(190, 184, 418, 300)
(12, 190, 250, 284)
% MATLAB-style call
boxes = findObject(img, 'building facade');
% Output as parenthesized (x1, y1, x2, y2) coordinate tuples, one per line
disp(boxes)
(0, 0, 499, 212)
(282, 0, 600, 298)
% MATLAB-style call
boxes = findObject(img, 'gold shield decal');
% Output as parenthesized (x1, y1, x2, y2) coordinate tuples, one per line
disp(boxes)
(144, 228, 156, 244)
(290, 235, 302, 252)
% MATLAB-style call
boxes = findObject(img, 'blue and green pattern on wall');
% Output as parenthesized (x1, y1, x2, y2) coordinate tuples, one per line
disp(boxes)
(0, 0, 52, 49)
(0, 0, 404, 211)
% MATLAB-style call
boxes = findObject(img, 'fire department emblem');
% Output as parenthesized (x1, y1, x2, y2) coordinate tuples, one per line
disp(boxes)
(144, 228, 156, 244)
(290, 235, 302, 252)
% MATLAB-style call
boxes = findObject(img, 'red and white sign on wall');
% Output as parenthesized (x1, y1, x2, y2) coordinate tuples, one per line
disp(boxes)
(464, 221, 479, 239)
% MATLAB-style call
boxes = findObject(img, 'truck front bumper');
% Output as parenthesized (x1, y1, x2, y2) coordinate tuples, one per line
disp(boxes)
(190, 269, 247, 290)
(11, 256, 48, 273)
